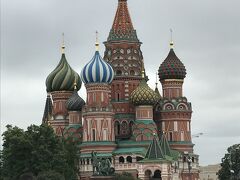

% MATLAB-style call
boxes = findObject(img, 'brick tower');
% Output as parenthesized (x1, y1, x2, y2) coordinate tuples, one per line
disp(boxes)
(80, 40, 116, 155)
(157, 41, 194, 153)
(45, 41, 81, 136)
(103, 0, 143, 139)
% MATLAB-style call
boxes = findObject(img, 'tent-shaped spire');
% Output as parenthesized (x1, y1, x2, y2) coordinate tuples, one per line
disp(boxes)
(42, 94, 53, 124)
(160, 132, 172, 157)
(145, 135, 164, 159)
(107, 0, 139, 42)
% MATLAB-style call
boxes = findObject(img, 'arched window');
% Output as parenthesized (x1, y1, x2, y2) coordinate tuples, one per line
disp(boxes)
(126, 156, 132, 163)
(153, 170, 162, 178)
(119, 156, 124, 163)
(117, 93, 120, 101)
(121, 121, 128, 134)
(145, 170, 152, 178)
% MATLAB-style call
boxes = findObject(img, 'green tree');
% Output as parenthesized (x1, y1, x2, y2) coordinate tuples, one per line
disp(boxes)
(37, 170, 65, 180)
(1, 124, 79, 180)
(218, 144, 240, 180)
(115, 172, 140, 180)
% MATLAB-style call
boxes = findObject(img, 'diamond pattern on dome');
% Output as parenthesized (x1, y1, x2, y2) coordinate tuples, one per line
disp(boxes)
(158, 49, 186, 80)
(130, 79, 158, 106)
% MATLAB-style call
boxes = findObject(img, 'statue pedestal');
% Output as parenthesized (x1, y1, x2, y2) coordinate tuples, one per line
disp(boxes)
(90, 176, 114, 180)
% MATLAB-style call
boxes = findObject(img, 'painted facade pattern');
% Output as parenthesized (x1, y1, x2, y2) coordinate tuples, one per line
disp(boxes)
(42, 0, 200, 179)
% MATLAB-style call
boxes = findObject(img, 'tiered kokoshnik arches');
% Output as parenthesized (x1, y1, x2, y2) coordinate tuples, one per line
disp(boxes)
(42, 0, 200, 179)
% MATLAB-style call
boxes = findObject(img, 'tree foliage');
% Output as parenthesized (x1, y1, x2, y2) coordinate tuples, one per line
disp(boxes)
(1, 124, 79, 180)
(218, 144, 240, 180)
(37, 170, 65, 180)
(115, 172, 140, 180)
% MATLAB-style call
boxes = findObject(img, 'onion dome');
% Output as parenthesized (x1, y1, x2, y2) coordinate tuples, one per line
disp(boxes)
(130, 71, 159, 106)
(80, 37, 114, 84)
(158, 42, 186, 81)
(66, 83, 85, 111)
(46, 42, 81, 92)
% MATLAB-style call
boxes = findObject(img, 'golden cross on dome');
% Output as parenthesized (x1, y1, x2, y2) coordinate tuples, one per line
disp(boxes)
(170, 29, 174, 49)
(95, 31, 99, 51)
(61, 33, 65, 54)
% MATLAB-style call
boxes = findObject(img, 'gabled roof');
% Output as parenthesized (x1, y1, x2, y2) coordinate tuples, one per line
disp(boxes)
(42, 94, 53, 124)
(145, 135, 164, 160)
(160, 133, 172, 157)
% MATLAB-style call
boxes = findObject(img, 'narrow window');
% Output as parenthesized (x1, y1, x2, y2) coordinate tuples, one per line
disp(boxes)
(92, 129, 96, 141)
(169, 132, 173, 141)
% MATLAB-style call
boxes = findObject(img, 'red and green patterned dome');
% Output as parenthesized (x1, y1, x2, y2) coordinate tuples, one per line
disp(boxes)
(158, 44, 186, 80)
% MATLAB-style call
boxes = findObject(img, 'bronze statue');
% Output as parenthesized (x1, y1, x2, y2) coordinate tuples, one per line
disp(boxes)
(91, 151, 115, 176)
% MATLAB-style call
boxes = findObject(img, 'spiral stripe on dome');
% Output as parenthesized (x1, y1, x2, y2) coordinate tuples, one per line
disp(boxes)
(46, 54, 81, 92)
(81, 51, 114, 84)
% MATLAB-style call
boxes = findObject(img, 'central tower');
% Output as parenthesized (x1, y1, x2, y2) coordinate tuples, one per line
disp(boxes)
(104, 0, 143, 139)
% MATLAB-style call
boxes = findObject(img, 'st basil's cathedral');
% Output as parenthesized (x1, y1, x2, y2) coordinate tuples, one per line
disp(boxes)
(43, 0, 200, 179)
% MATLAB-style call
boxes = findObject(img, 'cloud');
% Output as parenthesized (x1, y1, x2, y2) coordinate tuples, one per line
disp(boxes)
(1, 0, 240, 165)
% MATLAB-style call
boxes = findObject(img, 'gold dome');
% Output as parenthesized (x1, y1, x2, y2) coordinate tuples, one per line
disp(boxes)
(130, 79, 159, 106)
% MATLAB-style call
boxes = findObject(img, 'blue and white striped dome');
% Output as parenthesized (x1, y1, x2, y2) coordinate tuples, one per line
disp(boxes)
(81, 51, 114, 84)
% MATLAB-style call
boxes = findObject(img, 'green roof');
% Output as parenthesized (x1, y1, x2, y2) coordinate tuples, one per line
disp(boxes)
(145, 136, 164, 160)
(170, 150, 180, 160)
(135, 120, 156, 125)
(160, 133, 172, 157)
(117, 140, 151, 147)
(80, 141, 116, 147)
(113, 147, 146, 156)
(114, 113, 135, 119)
(65, 124, 82, 130)
(80, 153, 112, 158)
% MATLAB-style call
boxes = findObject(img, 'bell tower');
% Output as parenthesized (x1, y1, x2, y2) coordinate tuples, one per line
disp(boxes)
(157, 41, 194, 153)
(104, 0, 143, 139)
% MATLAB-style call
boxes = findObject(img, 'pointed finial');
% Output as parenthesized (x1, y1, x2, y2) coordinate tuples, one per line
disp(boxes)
(170, 29, 174, 49)
(61, 33, 65, 54)
(95, 31, 99, 51)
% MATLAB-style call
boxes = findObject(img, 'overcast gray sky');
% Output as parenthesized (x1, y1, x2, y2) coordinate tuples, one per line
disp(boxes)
(1, 0, 240, 166)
